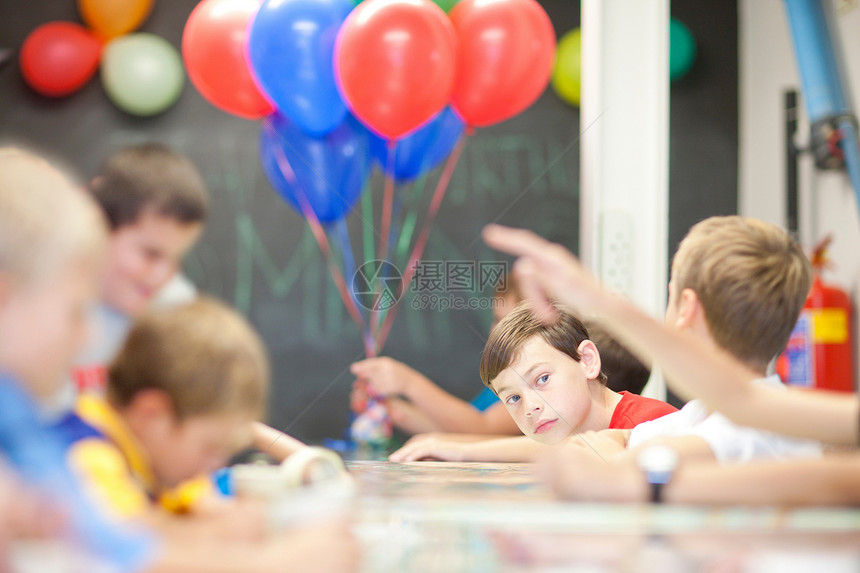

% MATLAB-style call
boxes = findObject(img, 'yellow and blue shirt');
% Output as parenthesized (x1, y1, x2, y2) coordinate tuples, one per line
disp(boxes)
(55, 395, 212, 520)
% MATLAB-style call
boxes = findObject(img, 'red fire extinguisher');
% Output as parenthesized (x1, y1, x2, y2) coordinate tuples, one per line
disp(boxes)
(777, 236, 855, 392)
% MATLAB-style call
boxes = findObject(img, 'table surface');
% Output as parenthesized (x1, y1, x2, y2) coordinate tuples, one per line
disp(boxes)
(343, 460, 860, 573)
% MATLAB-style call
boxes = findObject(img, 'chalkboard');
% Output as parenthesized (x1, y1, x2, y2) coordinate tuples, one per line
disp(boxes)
(0, 0, 736, 440)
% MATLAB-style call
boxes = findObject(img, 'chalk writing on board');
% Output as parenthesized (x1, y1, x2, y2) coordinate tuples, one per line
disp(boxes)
(181, 132, 579, 349)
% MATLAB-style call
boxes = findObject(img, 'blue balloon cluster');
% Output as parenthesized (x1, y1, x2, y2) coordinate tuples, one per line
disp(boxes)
(260, 112, 371, 223)
(250, 0, 466, 221)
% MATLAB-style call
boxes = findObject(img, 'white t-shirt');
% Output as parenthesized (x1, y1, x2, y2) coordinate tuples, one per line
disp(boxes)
(628, 374, 822, 463)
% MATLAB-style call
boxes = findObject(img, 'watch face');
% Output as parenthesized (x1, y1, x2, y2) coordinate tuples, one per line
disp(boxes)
(637, 445, 680, 474)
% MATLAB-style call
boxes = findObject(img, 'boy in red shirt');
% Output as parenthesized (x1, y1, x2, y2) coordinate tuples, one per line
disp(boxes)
(390, 303, 675, 462)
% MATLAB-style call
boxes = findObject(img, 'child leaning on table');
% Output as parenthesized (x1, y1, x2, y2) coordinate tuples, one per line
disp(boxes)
(57, 297, 358, 572)
(389, 302, 676, 462)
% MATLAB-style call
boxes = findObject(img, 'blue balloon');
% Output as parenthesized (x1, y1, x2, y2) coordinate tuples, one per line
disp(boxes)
(260, 112, 371, 223)
(249, 0, 353, 136)
(370, 107, 465, 181)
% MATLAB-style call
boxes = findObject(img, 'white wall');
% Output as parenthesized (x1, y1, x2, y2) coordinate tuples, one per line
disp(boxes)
(580, 0, 670, 400)
(740, 0, 860, 382)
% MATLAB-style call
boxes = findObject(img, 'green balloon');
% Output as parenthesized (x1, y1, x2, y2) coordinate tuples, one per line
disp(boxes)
(353, 0, 459, 11)
(552, 28, 581, 107)
(432, 0, 459, 11)
(101, 33, 184, 116)
(669, 18, 696, 81)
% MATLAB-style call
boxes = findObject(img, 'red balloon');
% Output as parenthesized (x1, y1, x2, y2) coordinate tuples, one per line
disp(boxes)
(335, 0, 457, 140)
(450, 0, 555, 127)
(182, 0, 275, 119)
(20, 22, 102, 97)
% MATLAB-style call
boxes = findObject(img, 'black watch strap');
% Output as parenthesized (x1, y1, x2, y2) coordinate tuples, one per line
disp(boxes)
(650, 481, 665, 504)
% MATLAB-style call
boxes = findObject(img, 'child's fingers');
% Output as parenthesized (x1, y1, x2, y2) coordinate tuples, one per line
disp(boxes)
(349, 359, 372, 375)
(485, 224, 589, 289)
(387, 442, 414, 462)
(513, 258, 559, 323)
(388, 441, 426, 462)
(482, 224, 550, 258)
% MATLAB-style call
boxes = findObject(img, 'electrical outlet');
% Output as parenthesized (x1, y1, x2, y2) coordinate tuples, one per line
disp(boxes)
(598, 209, 634, 296)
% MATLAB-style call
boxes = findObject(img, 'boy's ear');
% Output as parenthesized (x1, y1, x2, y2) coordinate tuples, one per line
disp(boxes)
(674, 288, 703, 329)
(0, 272, 11, 308)
(126, 389, 177, 426)
(577, 340, 603, 380)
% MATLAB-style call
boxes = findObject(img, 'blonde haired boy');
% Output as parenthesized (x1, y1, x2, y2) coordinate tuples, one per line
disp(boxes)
(619, 216, 820, 464)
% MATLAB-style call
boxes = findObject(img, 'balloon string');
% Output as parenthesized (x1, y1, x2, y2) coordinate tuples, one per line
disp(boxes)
(335, 218, 357, 307)
(359, 177, 377, 356)
(375, 133, 468, 353)
(371, 142, 397, 338)
(378, 142, 397, 263)
(267, 122, 375, 357)
(378, 176, 424, 336)
(360, 178, 375, 267)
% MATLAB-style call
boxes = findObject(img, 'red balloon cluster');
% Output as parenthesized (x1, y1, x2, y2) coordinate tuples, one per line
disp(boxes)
(335, 0, 556, 139)
(179, 0, 555, 137)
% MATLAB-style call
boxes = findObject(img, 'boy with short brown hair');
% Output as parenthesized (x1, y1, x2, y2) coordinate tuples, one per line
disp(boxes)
(390, 303, 675, 462)
(63, 297, 267, 517)
(61, 297, 358, 571)
(479, 303, 675, 442)
(74, 143, 208, 394)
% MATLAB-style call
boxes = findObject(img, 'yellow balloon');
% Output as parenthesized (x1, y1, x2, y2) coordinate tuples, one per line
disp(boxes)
(552, 28, 581, 107)
(78, 0, 155, 40)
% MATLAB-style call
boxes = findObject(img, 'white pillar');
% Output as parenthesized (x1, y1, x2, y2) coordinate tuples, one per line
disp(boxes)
(580, 0, 670, 400)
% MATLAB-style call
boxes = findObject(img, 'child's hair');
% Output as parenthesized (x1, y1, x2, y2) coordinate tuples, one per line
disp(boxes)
(89, 143, 209, 230)
(480, 302, 607, 389)
(0, 148, 107, 284)
(108, 297, 269, 420)
(672, 216, 812, 370)
(586, 322, 651, 395)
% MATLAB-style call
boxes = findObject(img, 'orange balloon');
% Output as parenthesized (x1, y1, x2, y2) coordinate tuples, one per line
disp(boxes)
(78, 0, 155, 39)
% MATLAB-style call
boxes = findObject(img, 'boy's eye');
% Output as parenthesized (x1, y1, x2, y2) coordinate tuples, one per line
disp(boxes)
(536, 374, 549, 386)
(505, 395, 520, 406)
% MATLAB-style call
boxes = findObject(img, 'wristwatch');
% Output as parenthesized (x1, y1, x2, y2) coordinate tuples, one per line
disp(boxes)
(636, 445, 679, 504)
